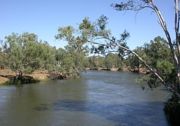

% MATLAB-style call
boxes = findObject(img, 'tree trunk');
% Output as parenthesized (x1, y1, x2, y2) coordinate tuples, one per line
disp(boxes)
(151, 1, 180, 93)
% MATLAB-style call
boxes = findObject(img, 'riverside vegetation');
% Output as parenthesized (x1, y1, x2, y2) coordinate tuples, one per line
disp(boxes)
(0, 0, 180, 125)
(0, 21, 163, 85)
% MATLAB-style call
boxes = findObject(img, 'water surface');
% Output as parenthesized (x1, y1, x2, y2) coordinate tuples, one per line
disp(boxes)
(0, 71, 170, 126)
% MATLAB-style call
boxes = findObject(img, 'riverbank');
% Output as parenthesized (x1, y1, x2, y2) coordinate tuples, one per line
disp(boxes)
(0, 69, 15, 85)
(0, 66, 150, 85)
(0, 69, 66, 85)
(86, 67, 149, 74)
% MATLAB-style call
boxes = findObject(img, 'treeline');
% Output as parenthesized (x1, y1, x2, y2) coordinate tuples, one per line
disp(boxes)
(0, 32, 86, 78)
(0, 32, 125, 76)
(0, 16, 174, 86)
(85, 53, 124, 71)
(0, 32, 171, 76)
(84, 36, 174, 83)
(0, 15, 116, 78)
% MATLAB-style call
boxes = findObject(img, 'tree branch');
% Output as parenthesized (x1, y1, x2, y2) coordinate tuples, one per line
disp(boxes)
(88, 37, 180, 98)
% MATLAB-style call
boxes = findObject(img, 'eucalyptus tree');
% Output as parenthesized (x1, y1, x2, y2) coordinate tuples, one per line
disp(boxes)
(4, 33, 56, 73)
(55, 26, 85, 75)
(126, 47, 144, 72)
(90, 56, 105, 69)
(144, 37, 172, 68)
(0, 40, 8, 68)
(55, 48, 66, 69)
(5, 33, 25, 71)
(55, 16, 129, 73)
(55, 17, 102, 73)
(104, 53, 122, 70)
(111, 0, 180, 97)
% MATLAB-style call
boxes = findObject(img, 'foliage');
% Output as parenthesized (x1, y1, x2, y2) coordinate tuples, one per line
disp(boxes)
(0, 16, 127, 78)
(126, 47, 145, 71)
(87, 56, 105, 69)
(111, 0, 180, 98)
(55, 15, 118, 74)
(104, 53, 122, 69)
(2, 33, 56, 73)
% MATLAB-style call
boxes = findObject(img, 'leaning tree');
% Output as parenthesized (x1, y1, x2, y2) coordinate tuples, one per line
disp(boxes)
(109, 0, 180, 97)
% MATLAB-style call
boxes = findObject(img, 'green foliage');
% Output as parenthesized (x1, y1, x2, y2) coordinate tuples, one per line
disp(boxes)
(156, 60, 174, 75)
(55, 26, 75, 42)
(143, 37, 175, 86)
(0, 15, 120, 78)
(97, 15, 108, 30)
(105, 53, 122, 69)
(1, 33, 56, 73)
(144, 37, 172, 67)
(85, 54, 123, 70)
(126, 36, 175, 88)
(55, 26, 86, 76)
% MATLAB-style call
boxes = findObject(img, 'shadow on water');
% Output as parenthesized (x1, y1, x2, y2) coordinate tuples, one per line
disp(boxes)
(34, 99, 169, 126)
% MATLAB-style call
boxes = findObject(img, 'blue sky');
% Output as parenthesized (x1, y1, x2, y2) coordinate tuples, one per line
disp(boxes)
(0, 0, 174, 49)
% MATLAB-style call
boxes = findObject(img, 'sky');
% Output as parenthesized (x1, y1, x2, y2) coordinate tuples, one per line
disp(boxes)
(0, 0, 174, 49)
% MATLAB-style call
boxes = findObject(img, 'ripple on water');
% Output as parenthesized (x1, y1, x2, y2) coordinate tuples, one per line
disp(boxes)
(33, 99, 168, 126)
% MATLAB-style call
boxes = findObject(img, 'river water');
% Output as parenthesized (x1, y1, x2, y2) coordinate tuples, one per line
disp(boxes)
(0, 71, 170, 126)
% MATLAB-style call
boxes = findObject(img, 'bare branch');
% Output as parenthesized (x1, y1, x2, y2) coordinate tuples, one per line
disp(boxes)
(112, 0, 153, 11)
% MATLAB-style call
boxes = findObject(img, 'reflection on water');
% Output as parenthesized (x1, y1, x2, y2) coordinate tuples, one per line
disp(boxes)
(0, 71, 170, 126)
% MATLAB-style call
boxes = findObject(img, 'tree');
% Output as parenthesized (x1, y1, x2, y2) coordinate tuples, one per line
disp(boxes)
(126, 48, 142, 72)
(104, 53, 122, 70)
(88, 56, 105, 69)
(111, 0, 180, 97)
(0, 40, 8, 68)
(3, 33, 56, 73)
(55, 16, 129, 74)
(55, 17, 102, 73)
(144, 37, 172, 67)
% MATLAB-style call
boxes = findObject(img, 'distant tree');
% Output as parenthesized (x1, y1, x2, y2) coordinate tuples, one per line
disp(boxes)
(104, 53, 122, 69)
(87, 56, 99, 69)
(87, 56, 106, 69)
(126, 47, 143, 72)
(55, 48, 66, 68)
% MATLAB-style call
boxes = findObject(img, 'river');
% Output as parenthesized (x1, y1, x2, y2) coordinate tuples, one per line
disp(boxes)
(0, 71, 170, 126)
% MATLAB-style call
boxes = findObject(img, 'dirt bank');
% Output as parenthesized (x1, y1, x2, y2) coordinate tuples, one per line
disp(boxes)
(0, 69, 66, 85)
(0, 76, 9, 85)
